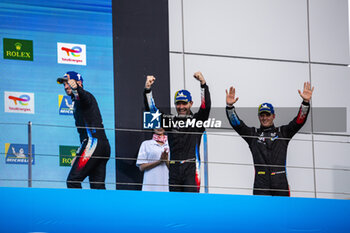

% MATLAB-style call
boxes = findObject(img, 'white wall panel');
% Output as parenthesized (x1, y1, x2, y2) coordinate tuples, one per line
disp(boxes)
(309, 0, 350, 64)
(207, 132, 254, 195)
(314, 135, 350, 170)
(208, 188, 252, 195)
(292, 192, 316, 198)
(169, 53, 185, 112)
(184, 54, 310, 109)
(287, 134, 314, 168)
(183, 0, 309, 61)
(286, 134, 315, 197)
(317, 193, 350, 200)
(311, 64, 350, 134)
(287, 168, 315, 197)
(315, 169, 350, 198)
(168, 0, 183, 52)
(207, 132, 252, 164)
(314, 135, 350, 198)
(208, 163, 254, 195)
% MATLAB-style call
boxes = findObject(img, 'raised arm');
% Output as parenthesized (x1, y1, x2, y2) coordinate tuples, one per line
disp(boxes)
(281, 82, 314, 138)
(225, 86, 254, 144)
(193, 71, 211, 121)
(144, 75, 159, 113)
(67, 76, 93, 106)
(76, 86, 94, 106)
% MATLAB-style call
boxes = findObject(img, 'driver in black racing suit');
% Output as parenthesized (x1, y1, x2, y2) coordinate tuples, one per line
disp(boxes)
(225, 82, 314, 196)
(57, 71, 110, 189)
(144, 72, 211, 192)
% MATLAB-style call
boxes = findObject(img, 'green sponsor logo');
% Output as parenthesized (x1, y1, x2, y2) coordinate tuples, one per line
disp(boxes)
(3, 38, 33, 61)
(59, 145, 79, 167)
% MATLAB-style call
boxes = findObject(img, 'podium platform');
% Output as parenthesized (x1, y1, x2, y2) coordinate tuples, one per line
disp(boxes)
(0, 187, 349, 233)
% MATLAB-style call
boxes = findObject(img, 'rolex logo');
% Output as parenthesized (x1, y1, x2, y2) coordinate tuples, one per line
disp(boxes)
(3, 38, 33, 61)
(15, 42, 22, 51)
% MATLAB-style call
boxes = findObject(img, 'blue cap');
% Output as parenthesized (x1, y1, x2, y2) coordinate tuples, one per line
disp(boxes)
(57, 71, 83, 84)
(258, 103, 274, 114)
(174, 90, 192, 103)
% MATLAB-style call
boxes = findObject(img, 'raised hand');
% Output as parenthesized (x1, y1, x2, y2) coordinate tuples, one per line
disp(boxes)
(298, 82, 314, 103)
(145, 75, 156, 89)
(67, 75, 77, 89)
(226, 86, 239, 106)
(193, 71, 206, 85)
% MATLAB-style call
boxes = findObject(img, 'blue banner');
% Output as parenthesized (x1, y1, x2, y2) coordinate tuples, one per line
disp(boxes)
(0, 0, 115, 189)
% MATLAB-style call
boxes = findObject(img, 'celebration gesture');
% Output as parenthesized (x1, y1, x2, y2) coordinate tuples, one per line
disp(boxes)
(67, 75, 78, 90)
(193, 71, 206, 85)
(226, 86, 239, 106)
(145, 75, 156, 89)
(298, 82, 314, 103)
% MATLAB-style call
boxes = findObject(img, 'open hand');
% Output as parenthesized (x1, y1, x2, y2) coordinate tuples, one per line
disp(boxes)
(298, 82, 314, 103)
(226, 86, 239, 106)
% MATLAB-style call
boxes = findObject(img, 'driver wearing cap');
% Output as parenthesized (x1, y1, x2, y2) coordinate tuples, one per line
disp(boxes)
(144, 72, 211, 193)
(225, 82, 314, 196)
(57, 71, 110, 189)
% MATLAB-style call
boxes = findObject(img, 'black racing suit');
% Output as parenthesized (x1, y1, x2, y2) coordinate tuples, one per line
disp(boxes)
(226, 101, 310, 196)
(144, 84, 211, 192)
(67, 86, 110, 189)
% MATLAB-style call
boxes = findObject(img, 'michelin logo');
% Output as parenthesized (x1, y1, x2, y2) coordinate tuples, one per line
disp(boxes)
(59, 95, 74, 115)
(5, 143, 35, 164)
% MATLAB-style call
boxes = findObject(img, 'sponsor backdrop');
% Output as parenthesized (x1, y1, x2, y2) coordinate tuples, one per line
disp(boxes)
(0, 0, 115, 189)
